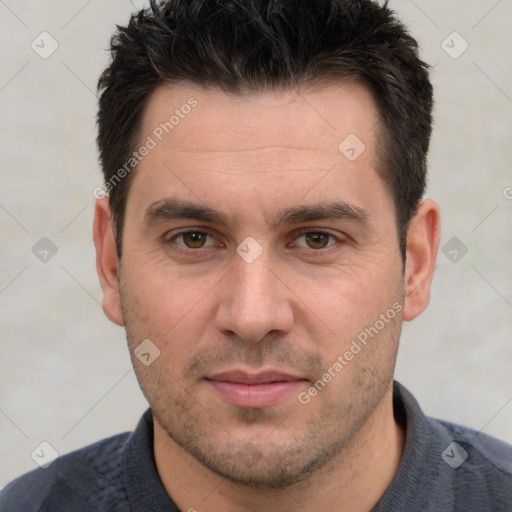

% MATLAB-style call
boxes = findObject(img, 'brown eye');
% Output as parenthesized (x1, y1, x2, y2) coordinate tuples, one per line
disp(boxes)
(179, 232, 210, 249)
(293, 230, 339, 250)
(305, 232, 330, 249)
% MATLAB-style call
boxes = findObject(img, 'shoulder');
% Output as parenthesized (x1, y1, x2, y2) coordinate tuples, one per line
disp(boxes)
(426, 415, 512, 509)
(431, 416, 512, 475)
(0, 432, 131, 512)
(388, 382, 512, 511)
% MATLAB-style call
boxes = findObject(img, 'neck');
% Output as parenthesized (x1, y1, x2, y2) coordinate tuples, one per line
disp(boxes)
(154, 386, 404, 512)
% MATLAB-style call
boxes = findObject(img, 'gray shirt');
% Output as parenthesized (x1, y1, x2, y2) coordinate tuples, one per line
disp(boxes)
(1, 381, 511, 511)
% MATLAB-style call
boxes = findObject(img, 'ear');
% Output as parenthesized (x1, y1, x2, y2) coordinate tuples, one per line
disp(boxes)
(402, 199, 441, 321)
(93, 198, 124, 326)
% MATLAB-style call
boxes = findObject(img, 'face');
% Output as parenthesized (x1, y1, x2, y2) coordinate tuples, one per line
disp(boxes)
(115, 82, 407, 488)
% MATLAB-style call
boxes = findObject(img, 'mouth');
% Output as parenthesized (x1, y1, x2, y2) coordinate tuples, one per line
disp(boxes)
(204, 370, 309, 408)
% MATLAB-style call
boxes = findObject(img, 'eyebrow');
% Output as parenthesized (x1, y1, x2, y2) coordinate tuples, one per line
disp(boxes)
(273, 201, 369, 229)
(144, 199, 228, 226)
(143, 198, 369, 229)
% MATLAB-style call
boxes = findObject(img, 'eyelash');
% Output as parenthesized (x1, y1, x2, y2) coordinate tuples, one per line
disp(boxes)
(166, 228, 345, 253)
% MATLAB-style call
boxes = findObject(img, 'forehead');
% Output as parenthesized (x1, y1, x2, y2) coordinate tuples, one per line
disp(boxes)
(126, 81, 392, 226)
(139, 81, 380, 156)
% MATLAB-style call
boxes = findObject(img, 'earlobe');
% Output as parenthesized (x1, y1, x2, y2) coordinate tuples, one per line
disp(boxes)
(93, 198, 124, 326)
(402, 199, 441, 322)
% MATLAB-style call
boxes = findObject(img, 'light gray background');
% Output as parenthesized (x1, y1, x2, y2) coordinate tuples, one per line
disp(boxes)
(1, 0, 511, 487)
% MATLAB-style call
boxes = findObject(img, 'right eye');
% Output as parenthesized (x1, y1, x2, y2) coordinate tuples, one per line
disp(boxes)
(169, 230, 217, 250)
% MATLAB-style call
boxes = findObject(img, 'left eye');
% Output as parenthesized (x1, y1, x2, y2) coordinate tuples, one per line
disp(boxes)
(294, 231, 337, 249)
(173, 231, 216, 249)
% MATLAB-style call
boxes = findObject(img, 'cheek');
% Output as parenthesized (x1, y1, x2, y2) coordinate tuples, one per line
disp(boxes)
(120, 255, 223, 366)
(293, 258, 400, 336)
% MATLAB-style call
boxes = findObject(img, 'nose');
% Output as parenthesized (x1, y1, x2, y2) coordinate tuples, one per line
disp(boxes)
(214, 249, 294, 344)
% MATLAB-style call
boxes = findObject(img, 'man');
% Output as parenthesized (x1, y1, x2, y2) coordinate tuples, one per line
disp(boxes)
(1, 0, 511, 510)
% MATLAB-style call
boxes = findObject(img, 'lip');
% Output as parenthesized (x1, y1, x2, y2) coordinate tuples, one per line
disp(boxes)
(204, 370, 308, 408)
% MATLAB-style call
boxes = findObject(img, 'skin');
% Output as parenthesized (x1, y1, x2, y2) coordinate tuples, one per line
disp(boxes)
(94, 81, 440, 512)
